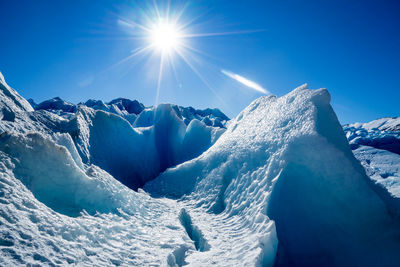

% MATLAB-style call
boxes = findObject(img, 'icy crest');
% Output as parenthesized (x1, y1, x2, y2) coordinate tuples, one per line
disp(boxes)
(0, 73, 33, 115)
(146, 86, 400, 266)
(32, 96, 229, 129)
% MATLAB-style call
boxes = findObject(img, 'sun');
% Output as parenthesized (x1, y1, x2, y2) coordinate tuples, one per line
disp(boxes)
(149, 21, 182, 53)
(115, 3, 264, 106)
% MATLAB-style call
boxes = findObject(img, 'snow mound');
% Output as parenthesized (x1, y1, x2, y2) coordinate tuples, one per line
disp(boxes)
(0, 135, 195, 265)
(146, 86, 400, 266)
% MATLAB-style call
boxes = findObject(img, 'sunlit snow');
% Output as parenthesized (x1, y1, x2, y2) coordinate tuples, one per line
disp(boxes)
(1, 73, 400, 266)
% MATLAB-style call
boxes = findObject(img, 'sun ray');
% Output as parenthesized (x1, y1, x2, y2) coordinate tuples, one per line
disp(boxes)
(175, 49, 229, 109)
(173, 1, 190, 25)
(117, 18, 152, 33)
(153, 0, 161, 21)
(168, 53, 181, 87)
(178, 9, 211, 30)
(105, 45, 153, 72)
(182, 29, 266, 38)
(155, 53, 165, 105)
(111, 2, 267, 110)
(179, 43, 220, 61)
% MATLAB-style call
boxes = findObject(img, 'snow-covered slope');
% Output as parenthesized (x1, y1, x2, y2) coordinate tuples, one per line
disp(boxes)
(348, 117, 400, 132)
(344, 118, 400, 155)
(1, 72, 400, 266)
(146, 85, 400, 266)
(344, 117, 400, 219)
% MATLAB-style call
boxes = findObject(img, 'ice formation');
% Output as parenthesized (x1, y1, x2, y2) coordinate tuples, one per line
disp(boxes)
(344, 117, 400, 155)
(1, 72, 400, 266)
(24, 94, 227, 190)
(344, 117, 400, 219)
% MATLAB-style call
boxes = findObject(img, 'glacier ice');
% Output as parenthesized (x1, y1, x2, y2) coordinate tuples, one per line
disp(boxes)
(352, 146, 400, 215)
(344, 118, 400, 155)
(344, 117, 400, 220)
(24, 93, 228, 190)
(146, 85, 400, 266)
(66, 103, 225, 189)
(1, 72, 400, 266)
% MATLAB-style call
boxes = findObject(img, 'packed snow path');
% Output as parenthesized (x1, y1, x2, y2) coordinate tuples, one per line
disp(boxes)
(1, 73, 400, 266)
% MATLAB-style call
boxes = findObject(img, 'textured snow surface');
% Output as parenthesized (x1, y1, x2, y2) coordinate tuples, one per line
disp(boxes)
(348, 117, 400, 131)
(352, 146, 400, 215)
(1, 74, 400, 266)
(344, 117, 400, 219)
(147, 85, 400, 266)
(344, 118, 400, 155)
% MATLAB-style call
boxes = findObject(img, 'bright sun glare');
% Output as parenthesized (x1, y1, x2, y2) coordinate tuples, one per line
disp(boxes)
(150, 22, 182, 53)
(115, 2, 266, 106)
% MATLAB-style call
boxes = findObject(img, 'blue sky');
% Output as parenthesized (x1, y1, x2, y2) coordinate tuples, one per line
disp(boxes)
(0, 0, 399, 123)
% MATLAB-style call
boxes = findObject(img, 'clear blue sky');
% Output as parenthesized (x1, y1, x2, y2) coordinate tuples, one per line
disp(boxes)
(0, 0, 399, 123)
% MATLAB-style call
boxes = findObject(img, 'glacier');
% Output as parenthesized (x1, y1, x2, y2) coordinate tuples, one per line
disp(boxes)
(1, 72, 400, 266)
(25, 95, 227, 190)
(344, 117, 400, 219)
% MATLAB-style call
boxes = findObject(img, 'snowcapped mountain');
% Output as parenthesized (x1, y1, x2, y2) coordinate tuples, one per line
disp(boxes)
(1, 72, 400, 266)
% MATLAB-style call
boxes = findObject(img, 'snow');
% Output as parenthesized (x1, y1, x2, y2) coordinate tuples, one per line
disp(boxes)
(36, 97, 77, 113)
(344, 116, 400, 219)
(344, 123, 400, 155)
(146, 85, 400, 266)
(65, 103, 224, 190)
(348, 117, 400, 132)
(1, 72, 400, 266)
(33, 96, 229, 129)
(352, 146, 400, 216)
(0, 140, 193, 265)
(0, 74, 33, 114)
